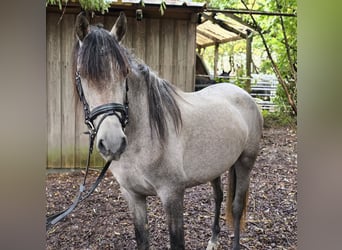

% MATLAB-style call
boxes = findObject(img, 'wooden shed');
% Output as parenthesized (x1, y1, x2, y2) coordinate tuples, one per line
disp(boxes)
(47, 1, 204, 168)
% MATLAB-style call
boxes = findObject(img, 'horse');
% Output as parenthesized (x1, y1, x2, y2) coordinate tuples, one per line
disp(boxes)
(220, 69, 232, 77)
(73, 12, 263, 250)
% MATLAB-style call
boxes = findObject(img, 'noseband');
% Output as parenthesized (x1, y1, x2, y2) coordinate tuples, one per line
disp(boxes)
(46, 71, 129, 230)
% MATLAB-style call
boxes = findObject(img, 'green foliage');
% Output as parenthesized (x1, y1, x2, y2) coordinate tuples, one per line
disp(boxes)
(198, 39, 247, 74)
(253, 0, 297, 116)
(46, 0, 111, 13)
(273, 81, 296, 115)
(159, 0, 167, 15)
(262, 109, 296, 128)
(197, 0, 297, 117)
(255, 1, 297, 76)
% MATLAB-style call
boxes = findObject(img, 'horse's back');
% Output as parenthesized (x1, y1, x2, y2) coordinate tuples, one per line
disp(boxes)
(186, 83, 262, 128)
(196, 83, 263, 152)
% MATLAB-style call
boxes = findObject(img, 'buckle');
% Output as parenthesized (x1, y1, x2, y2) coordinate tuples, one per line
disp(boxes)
(85, 120, 96, 136)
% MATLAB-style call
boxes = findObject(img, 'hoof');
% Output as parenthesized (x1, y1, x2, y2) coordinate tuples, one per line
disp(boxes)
(206, 240, 219, 250)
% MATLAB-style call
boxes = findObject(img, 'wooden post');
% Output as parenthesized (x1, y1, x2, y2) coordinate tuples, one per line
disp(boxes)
(214, 43, 219, 78)
(246, 29, 253, 92)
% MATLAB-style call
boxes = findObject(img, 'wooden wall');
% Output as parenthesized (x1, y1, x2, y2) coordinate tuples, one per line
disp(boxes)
(47, 10, 198, 168)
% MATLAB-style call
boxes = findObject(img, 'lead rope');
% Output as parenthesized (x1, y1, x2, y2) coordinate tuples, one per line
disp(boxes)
(46, 131, 112, 231)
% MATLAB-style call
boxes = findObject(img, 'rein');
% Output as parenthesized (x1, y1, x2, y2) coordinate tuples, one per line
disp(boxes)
(46, 71, 129, 231)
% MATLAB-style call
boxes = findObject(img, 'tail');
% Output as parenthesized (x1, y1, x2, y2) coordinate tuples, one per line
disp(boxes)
(225, 164, 249, 231)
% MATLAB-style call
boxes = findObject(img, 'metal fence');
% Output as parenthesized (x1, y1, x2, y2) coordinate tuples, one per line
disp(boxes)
(195, 74, 279, 111)
(249, 75, 278, 111)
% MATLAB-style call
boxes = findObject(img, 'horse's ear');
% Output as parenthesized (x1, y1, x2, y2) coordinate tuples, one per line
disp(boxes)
(110, 12, 127, 42)
(75, 12, 89, 42)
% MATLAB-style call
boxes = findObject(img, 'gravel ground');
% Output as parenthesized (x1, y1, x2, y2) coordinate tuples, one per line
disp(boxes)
(46, 127, 297, 249)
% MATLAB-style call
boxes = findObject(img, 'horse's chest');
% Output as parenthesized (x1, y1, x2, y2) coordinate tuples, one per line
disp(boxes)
(110, 164, 157, 196)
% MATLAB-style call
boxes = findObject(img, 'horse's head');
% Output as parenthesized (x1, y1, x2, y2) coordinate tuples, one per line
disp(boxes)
(74, 12, 130, 161)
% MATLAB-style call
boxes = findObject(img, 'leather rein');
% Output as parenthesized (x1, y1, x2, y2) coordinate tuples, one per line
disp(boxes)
(46, 71, 129, 231)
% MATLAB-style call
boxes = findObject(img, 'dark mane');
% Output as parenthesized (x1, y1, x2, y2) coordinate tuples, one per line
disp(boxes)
(73, 26, 130, 86)
(73, 25, 182, 143)
(138, 64, 182, 143)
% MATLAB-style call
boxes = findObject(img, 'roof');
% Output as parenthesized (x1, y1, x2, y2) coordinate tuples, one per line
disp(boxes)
(196, 11, 258, 48)
(110, 0, 205, 8)
(47, 1, 255, 48)
(47, 0, 205, 14)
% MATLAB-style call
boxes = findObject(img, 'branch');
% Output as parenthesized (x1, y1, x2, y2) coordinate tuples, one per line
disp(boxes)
(57, 0, 68, 24)
(240, 0, 297, 115)
(276, 0, 297, 83)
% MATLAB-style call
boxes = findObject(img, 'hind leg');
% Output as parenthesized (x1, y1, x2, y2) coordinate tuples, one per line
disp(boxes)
(207, 176, 224, 250)
(231, 154, 256, 250)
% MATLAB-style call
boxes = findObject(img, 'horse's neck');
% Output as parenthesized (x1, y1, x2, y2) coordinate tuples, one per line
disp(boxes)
(125, 73, 151, 141)
(124, 63, 181, 151)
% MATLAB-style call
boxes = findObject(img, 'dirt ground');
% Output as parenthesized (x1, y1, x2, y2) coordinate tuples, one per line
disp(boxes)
(46, 127, 297, 249)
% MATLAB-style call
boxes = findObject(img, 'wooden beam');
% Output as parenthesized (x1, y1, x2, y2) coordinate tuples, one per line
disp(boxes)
(223, 13, 261, 32)
(245, 30, 253, 92)
(205, 8, 297, 17)
(196, 35, 244, 48)
(213, 43, 219, 78)
(47, 3, 203, 20)
(202, 13, 247, 39)
(197, 29, 221, 43)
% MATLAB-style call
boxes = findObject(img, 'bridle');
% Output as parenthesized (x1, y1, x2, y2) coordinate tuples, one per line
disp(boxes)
(75, 71, 129, 145)
(46, 71, 129, 231)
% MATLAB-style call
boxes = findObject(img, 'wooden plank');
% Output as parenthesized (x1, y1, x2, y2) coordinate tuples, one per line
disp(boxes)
(145, 18, 160, 73)
(123, 16, 134, 49)
(213, 43, 219, 78)
(91, 14, 104, 26)
(47, 13, 62, 168)
(132, 19, 146, 61)
(159, 19, 174, 83)
(104, 14, 115, 30)
(60, 14, 76, 167)
(173, 19, 188, 90)
(185, 14, 197, 92)
(75, 97, 89, 168)
(68, 14, 94, 168)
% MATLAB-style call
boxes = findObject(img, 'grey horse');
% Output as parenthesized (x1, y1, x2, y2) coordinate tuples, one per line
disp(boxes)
(73, 12, 263, 250)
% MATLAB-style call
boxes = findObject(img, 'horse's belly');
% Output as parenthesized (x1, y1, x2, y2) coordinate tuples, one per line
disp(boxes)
(181, 99, 249, 185)
(183, 132, 246, 185)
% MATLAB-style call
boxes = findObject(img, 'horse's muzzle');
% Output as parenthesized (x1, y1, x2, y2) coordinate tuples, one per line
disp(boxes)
(97, 136, 127, 161)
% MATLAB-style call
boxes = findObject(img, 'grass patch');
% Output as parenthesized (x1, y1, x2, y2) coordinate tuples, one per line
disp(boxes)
(262, 110, 297, 129)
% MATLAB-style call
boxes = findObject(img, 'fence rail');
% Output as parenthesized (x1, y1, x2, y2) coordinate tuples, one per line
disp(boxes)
(195, 74, 279, 111)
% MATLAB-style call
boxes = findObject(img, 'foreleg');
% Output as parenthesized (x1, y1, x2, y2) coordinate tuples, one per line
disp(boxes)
(122, 188, 149, 250)
(159, 189, 185, 250)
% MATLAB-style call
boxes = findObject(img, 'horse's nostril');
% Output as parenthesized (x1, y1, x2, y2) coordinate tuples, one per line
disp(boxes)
(98, 139, 107, 154)
(97, 136, 127, 160)
(122, 138, 127, 148)
(119, 138, 127, 153)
